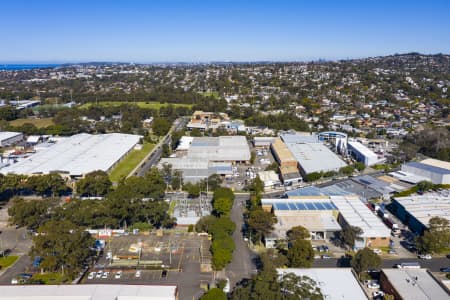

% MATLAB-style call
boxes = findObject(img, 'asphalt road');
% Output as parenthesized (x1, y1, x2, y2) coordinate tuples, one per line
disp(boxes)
(312, 257, 450, 272)
(226, 194, 257, 288)
(136, 117, 187, 177)
(0, 255, 31, 285)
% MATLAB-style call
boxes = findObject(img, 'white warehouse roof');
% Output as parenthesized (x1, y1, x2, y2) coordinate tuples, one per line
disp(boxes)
(286, 142, 347, 174)
(1, 133, 141, 177)
(348, 140, 378, 159)
(0, 284, 177, 300)
(330, 195, 391, 238)
(277, 268, 366, 300)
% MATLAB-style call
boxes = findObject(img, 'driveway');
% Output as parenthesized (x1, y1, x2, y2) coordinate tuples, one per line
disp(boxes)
(226, 194, 257, 287)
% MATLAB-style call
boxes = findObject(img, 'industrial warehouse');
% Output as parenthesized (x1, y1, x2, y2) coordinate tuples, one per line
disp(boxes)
(262, 195, 391, 248)
(159, 135, 251, 183)
(391, 158, 450, 185)
(0, 133, 141, 178)
(271, 133, 347, 179)
(391, 191, 450, 234)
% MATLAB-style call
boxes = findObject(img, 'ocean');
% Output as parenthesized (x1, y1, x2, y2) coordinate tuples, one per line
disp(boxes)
(0, 64, 60, 70)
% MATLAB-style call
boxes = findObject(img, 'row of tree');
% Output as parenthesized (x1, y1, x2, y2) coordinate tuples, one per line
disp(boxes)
(196, 188, 236, 270)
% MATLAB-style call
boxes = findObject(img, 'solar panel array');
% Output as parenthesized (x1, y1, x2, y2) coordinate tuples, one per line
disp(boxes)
(273, 201, 337, 211)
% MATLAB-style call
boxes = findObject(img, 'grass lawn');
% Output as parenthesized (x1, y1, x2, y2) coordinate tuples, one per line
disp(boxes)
(79, 101, 192, 110)
(9, 118, 54, 128)
(0, 256, 19, 269)
(32, 272, 68, 284)
(109, 142, 155, 182)
(199, 91, 220, 99)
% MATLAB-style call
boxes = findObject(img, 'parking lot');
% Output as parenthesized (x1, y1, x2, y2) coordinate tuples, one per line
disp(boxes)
(83, 232, 213, 299)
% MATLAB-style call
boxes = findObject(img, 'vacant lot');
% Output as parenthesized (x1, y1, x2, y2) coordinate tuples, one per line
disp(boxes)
(9, 118, 54, 128)
(109, 142, 155, 182)
(79, 101, 192, 110)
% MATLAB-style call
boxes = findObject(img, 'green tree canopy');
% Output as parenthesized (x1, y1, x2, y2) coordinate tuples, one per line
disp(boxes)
(351, 247, 381, 278)
(340, 225, 364, 249)
(76, 170, 112, 197)
(416, 216, 450, 254)
(30, 220, 95, 277)
(287, 226, 310, 242)
(152, 117, 171, 136)
(287, 239, 314, 268)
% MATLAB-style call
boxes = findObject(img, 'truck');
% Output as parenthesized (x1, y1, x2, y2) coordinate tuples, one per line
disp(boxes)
(395, 262, 421, 269)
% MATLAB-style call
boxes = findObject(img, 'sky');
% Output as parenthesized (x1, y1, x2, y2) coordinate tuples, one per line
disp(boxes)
(1, 0, 449, 63)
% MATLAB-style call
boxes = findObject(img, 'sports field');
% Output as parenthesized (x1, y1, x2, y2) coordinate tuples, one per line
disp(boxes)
(9, 118, 54, 128)
(79, 101, 192, 109)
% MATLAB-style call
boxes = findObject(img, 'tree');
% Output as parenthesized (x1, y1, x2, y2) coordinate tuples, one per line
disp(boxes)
(351, 247, 381, 278)
(183, 182, 200, 198)
(247, 209, 276, 243)
(249, 176, 264, 195)
(287, 226, 310, 242)
(354, 162, 366, 172)
(287, 239, 314, 268)
(305, 172, 322, 182)
(76, 170, 112, 197)
(339, 165, 355, 176)
(416, 180, 434, 192)
(416, 216, 450, 254)
(152, 117, 171, 136)
(190, 128, 202, 137)
(30, 220, 94, 277)
(213, 197, 233, 216)
(8, 197, 58, 230)
(201, 288, 227, 300)
(26, 174, 69, 197)
(340, 225, 363, 249)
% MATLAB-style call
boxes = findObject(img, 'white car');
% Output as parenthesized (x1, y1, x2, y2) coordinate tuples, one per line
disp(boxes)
(372, 248, 382, 254)
(367, 282, 380, 289)
(95, 271, 103, 278)
(418, 254, 432, 260)
(87, 272, 96, 279)
(135, 270, 141, 278)
(115, 271, 122, 279)
(373, 291, 384, 298)
(223, 278, 231, 293)
(102, 272, 109, 279)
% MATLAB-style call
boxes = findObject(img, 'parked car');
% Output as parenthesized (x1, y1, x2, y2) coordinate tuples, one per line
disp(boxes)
(161, 270, 168, 278)
(372, 248, 382, 254)
(373, 291, 384, 298)
(367, 282, 380, 289)
(223, 278, 231, 293)
(440, 267, 450, 272)
(96, 271, 103, 278)
(135, 270, 142, 278)
(102, 272, 109, 279)
(418, 254, 432, 260)
(388, 249, 398, 255)
(87, 272, 96, 279)
(114, 271, 122, 279)
(321, 255, 331, 259)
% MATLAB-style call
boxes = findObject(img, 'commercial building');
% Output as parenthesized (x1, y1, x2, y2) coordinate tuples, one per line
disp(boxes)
(347, 140, 379, 166)
(261, 198, 341, 246)
(1, 133, 141, 178)
(0, 284, 178, 300)
(380, 269, 449, 300)
(257, 170, 281, 190)
(277, 268, 366, 300)
(394, 158, 450, 184)
(253, 136, 275, 148)
(331, 195, 391, 248)
(186, 136, 251, 162)
(270, 137, 298, 168)
(0, 131, 23, 147)
(391, 192, 450, 234)
(160, 136, 250, 183)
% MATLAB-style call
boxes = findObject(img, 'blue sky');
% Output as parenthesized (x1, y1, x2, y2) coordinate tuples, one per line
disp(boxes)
(1, 0, 449, 62)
